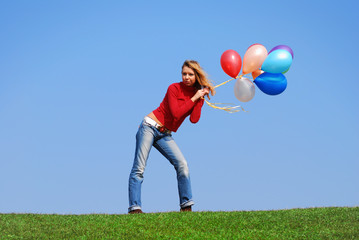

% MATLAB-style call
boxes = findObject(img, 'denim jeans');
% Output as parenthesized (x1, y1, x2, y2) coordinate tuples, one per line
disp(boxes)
(128, 120, 194, 212)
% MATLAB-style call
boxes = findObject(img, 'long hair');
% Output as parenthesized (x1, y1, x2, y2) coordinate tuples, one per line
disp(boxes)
(182, 60, 216, 99)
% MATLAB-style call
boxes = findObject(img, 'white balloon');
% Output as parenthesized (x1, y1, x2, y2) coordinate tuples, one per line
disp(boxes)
(234, 77, 255, 102)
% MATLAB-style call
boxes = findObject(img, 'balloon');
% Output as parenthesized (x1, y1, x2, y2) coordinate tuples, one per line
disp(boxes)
(261, 49, 292, 74)
(220, 50, 242, 78)
(269, 45, 294, 59)
(254, 72, 287, 95)
(242, 44, 268, 75)
(252, 69, 264, 80)
(234, 77, 255, 102)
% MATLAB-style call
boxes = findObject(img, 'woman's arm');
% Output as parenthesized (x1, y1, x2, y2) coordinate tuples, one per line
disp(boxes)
(167, 85, 209, 120)
(190, 98, 204, 123)
(190, 87, 208, 123)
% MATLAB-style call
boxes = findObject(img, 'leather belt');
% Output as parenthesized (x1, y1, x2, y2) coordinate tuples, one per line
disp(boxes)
(143, 116, 172, 134)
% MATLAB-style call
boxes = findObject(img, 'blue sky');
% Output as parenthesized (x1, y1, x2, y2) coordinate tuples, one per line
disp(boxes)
(1, 1, 358, 214)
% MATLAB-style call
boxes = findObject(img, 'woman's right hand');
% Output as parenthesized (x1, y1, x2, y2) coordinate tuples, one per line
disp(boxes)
(191, 88, 210, 102)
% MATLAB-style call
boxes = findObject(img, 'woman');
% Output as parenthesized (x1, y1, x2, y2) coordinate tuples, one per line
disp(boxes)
(128, 60, 215, 214)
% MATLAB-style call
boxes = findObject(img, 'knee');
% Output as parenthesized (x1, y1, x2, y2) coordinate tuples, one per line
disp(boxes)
(176, 161, 190, 177)
(130, 166, 145, 180)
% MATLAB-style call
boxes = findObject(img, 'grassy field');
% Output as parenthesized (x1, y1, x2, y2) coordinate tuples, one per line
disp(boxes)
(0, 207, 358, 239)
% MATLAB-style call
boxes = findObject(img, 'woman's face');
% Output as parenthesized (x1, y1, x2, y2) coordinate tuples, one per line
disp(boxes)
(182, 66, 196, 87)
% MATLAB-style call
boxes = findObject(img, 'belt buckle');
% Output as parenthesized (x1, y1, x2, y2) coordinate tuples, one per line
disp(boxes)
(158, 126, 170, 134)
(158, 126, 166, 133)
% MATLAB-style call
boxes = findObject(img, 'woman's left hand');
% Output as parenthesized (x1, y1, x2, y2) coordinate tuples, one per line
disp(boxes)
(191, 88, 209, 102)
(202, 87, 210, 98)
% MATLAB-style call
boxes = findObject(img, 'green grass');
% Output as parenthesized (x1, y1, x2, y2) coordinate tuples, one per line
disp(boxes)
(0, 207, 358, 239)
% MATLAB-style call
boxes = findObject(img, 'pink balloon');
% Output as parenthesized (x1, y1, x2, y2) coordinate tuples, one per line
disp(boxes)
(242, 44, 268, 75)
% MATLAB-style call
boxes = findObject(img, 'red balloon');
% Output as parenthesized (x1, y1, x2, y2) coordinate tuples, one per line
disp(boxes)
(220, 50, 242, 78)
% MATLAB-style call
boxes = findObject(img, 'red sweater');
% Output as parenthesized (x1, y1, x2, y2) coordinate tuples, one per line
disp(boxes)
(153, 82, 204, 132)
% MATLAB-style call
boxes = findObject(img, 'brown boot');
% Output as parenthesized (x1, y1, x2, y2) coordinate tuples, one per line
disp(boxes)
(129, 209, 144, 214)
(180, 206, 192, 212)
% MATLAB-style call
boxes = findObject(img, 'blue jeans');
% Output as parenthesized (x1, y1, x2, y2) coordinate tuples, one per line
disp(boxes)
(128, 120, 194, 212)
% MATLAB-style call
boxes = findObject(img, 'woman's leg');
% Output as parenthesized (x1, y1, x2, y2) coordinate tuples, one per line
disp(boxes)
(128, 123, 155, 212)
(153, 135, 194, 209)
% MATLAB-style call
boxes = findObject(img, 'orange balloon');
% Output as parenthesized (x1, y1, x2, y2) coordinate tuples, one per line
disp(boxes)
(242, 44, 268, 75)
(252, 69, 264, 80)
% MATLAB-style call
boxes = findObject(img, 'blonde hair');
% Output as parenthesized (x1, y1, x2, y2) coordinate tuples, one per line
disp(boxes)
(182, 60, 216, 99)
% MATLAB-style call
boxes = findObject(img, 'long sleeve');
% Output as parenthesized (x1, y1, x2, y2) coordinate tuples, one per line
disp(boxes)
(190, 98, 204, 123)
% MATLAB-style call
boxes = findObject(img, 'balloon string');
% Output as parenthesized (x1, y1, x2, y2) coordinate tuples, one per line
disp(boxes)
(204, 99, 246, 113)
(213, 74, 245, 89)
(213, 77, 235, 88)
(205, 74, 249, 113)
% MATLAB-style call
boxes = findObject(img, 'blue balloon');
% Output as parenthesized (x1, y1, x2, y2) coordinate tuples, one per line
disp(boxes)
(254, 72, 287, 95)
(261, 49, 292, 73)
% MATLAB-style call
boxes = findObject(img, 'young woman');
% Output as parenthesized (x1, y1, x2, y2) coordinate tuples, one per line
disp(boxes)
(128, 60, 215, 214)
